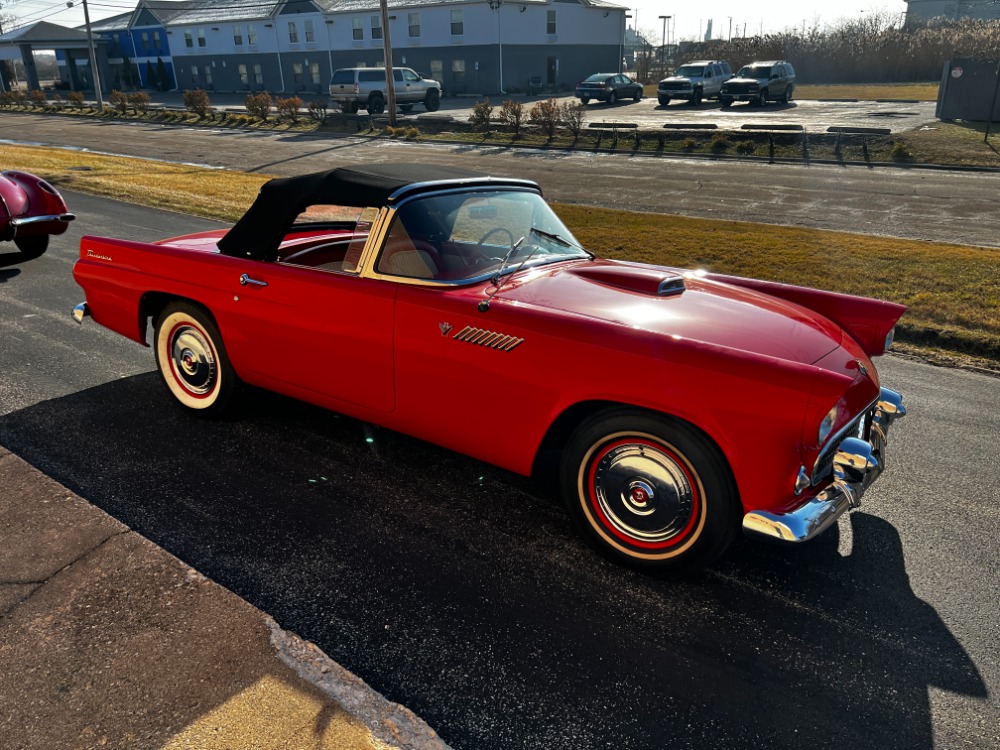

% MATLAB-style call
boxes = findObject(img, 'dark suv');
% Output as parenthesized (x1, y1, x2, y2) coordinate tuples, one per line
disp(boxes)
(719, 61, 795, 107)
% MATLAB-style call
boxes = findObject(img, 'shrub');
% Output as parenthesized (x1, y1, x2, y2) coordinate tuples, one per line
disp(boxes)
(683, 137, 697, 150)
(8, 89, 26, 106)
(469, 97, 494, 132)
(0, 91, 12, 107)
(559, 100, 586, 138)
(709, 133, 729, 153)
(890, 141, 914, 161)
(499, 99, 524, 135)
(405, 127, 420, 139)
(67, 91, 85, 109)
(29, 90, 48, 107)
(307, 97, 328, 122)
(275, 96, 304, 123)
(109, 89, 130, 115)
(245, 91, 272, 121)
(128, 91, 151, 115)
(528, 98, 560, 137)
(183, 88, 212, 118)
(735, 140, 756, 155)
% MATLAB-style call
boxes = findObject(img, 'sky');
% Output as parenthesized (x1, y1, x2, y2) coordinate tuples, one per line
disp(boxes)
(3, 0, 910, 39)
(623, 0, 909, 43)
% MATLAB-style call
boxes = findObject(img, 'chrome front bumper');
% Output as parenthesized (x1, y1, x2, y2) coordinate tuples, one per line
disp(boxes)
(743, 387, 906, 544)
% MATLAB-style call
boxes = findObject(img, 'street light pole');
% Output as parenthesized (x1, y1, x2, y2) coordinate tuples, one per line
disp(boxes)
(488, 0, 504, 94)
(658, 15, 669, 71)
(728, 16, 732, 41)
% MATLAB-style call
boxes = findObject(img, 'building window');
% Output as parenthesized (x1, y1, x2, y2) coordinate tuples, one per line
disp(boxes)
(141, 31, 150, 53)
(293, 62, 303, 85)
(205, 65, 213, 86)
(191, 65, 199, 85)
(408, 12, 420, 37)
(352, 17, 364, 40)
(238, 63, 249, 87)
(450, 9, 463, 35)
(234, 25, 243, 45)
(452, 59, 465, 88)
(310, 62, 320, 85)
(184, 31, 193, 48)
(153, 31, 161, 49)
(253, 63, 263, 85)
(304, 20, 314, 43)
(288, 22, 298, 43)
(247, 25, 257, 45)
(547, 10, 556, 34)
(371, 15, 382, 40)
(198, 29, 206, 47)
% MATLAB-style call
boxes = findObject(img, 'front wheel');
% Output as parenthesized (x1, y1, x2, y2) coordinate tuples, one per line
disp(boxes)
(754, 89, 768, 107)
(658, 96, 671, 107)
(632, 87, 642, 102)
(561, 409, 739, 572)
(719, 96, 732, 108)
(690, 89, 702, 106)
(14, 235, 48, 258)
(423, 89, 440, 112)
(154, 302, 239, 417)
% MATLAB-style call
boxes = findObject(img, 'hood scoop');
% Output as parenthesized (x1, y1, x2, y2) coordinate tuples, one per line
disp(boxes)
(568, 264, 686, 297)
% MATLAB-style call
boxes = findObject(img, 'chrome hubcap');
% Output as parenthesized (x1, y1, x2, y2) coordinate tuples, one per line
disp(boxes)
(591, 441, 696, 544)
(171, 325, 216, 395)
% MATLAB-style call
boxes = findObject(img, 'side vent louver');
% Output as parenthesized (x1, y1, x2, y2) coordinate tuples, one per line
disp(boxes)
(453, 326, 524, 352)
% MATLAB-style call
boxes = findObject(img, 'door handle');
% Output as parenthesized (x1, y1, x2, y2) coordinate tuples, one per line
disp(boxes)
(239, 273, 268, 287)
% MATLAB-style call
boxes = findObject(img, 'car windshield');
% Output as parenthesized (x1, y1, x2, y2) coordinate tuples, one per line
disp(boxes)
(379, 189, 589, 282)
(675, 66, 705, 77)
(738, 66, 772, 78)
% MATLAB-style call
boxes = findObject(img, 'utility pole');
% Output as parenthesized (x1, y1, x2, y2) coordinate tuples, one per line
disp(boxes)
(67, 0, 103, 111)
(658, 15, 670, 71)
(379, 0, 396, 125)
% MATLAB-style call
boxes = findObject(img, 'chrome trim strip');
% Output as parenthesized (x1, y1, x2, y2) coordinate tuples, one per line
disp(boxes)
(9, 213, 75, 227)
(744, 388, 905, 544)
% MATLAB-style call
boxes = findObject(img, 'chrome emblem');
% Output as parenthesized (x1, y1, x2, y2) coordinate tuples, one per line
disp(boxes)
(439, 322, 453, 336)
(86, 249, 113, 262)
(856, 360, 869, 376)
(452, 325, 524, 352)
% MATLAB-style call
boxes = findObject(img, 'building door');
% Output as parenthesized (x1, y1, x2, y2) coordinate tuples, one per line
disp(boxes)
(546, 56, 558, 86)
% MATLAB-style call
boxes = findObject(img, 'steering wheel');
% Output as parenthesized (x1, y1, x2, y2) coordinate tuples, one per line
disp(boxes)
(477, 227, 516, 251)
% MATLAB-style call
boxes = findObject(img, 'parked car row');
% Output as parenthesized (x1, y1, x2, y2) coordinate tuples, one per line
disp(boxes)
(576, 60, 796, 110)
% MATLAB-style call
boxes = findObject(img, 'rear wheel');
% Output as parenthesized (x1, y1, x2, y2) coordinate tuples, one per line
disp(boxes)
(561, 409, 739, 572)
(367, 93, 385, 115)
(423, 89, 440, 112)
(14, 235, 48, 258)
(607, 91, 618, 105)
(580, 96, 591, 105)
(346, 101, 360, 114)
(154, 302, 239, 417)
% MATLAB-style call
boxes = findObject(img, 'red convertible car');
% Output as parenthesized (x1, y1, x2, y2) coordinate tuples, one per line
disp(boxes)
(72, 164, 906, 571)
(1, 170, 75, 257)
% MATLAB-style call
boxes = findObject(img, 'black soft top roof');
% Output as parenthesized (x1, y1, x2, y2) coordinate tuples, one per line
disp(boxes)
(217, 163, 538, 261)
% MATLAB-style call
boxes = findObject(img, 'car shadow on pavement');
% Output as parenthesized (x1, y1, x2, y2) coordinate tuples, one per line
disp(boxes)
(0, 373, 988, 750)
(0, 250, 31, 270)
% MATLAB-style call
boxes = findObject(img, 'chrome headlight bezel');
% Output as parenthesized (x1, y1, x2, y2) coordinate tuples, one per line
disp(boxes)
(818, 405, 839, 445)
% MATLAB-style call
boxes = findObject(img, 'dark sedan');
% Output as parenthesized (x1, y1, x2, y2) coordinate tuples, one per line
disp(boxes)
(575, 73, 644, 105)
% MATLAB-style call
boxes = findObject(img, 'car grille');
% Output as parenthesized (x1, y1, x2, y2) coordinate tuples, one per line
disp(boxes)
(811, 408, 873, 485)
(660, 82, 691, 92)
(725, 82, 759, 95)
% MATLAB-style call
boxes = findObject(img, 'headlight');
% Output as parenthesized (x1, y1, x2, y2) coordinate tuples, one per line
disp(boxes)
(818, 405, 839, 445)
(884, 326, 895, 352)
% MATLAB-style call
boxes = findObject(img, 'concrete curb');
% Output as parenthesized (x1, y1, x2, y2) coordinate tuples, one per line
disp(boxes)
(0, 446, 450, 750)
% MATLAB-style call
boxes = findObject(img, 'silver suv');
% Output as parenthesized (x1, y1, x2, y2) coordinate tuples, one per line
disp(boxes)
(328, 67, 442, 115)
(719, 60, 796, 107)
(657, 60, 732, 106)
